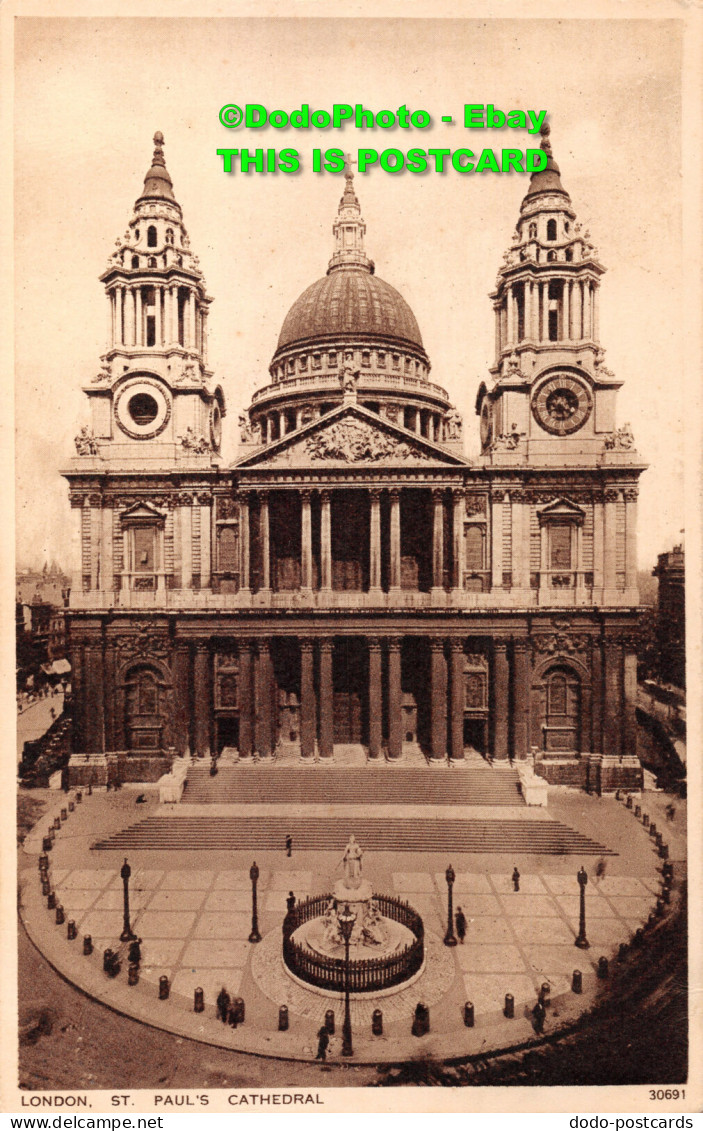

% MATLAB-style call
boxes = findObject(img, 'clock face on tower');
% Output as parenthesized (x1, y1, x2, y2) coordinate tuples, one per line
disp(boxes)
(531, 374, 592, 436)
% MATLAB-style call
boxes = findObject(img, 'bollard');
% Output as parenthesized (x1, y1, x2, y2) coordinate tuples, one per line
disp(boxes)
(41, 878, 50, 896)
(572, 969, 583, 994)
(635, 805, 641, 818)
(68, 801, 75, 813)
(76, 791, 83, 803)
(103, 948, 120, 976)
(647, 913, 657, 929)
(55, 904, 65, 925)
(54, 817, 61, 830)
(615, 789, 622, 801)
(159, 975, 170, 1000)
(67, 920, 77, 940)
(278, 1004, 289, 1031)
(83, 935, 93, 956)
(662, 886, 671, 904)
(128, 964, 139, 987)
(42, 836, 52, 853)
(597, 956, 609, 979)
(617, 942, 628, 962)
(643, 813, 650, 827)
(663, 861, 674, 880)
(649, 823, 657, 838)
(656, 898, 665, 917)
(232, 997, 245, 1024)
(38, 853, 49, 872)
(655, 832, 663, 847)
(372, 1008, 383, 1036)
(60, 808, 68, 822)
(659, 843, 669, 859)
(412, 1002, 430, 1036)
(634, 927, 645, 946)
(47, 891, 56, 910)
(194, 987, 204, 1013)
(539, 982, 551, 1006)
(626, 795, 633, 809)
(324, 1009, 335, 1035)
(88, 784, 92, 796)
(504, 993, 514, 1019)
(463, 1001, 474, 1028)
(103, 947, 113, 971)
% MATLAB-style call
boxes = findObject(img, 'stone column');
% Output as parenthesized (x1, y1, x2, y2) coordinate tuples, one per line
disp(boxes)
(562, 278, 570, 341)
(300, 640, 315, 760)
(506, 284, 514, 343)
(389, 489, 401, 594)
(199, 499, 211, 590)
(135, 287, 143, 347)
(192, 645, 211, 758)
(583, 281, 591, 340)
(238, 640, 253, 758)
(71, 644, 85, 753)
(593, 283, 600, 341)
(540, 281, 548, 340)
(90, 498, 101, 592)
(590, 639, 603, 753)
(623, 647, 638, 756)
(493, 640, 509, 759)
(592, 497, 604, 590)
(491, 492, 503, 591)
(320, 490, 332, 592)
(259, 490, 271, 592)
(452, 489, 464, 590)
(368, 638, 382, 759)
(300, 490, 312, 591)
(449, 640, 465, 761)
(256, 641, 274, 758)
(512, 638, 530, 760)
(369, 488, 382, 594)
(154, 285, 162, 346)
(188, 293, 197, 349)
(603, 639, 623, 757)
(103, 643, 116, 753)
(169, 284, 178, 345)
(172, 643, 191, 756)
(624, 489, 638, 590)
(430, 638, 448, 761)
(319, 639, 334, 759)
(603, 489, 619, 591)
(431, 488, 444, 593)
(107, 288, 114, 348)
(83, 643, 105, 753)
(494, 304, 501, 358)
(239, 492, 250, 593)
(101, 506, 113, 592)
(572, 278, 582, 340)
(279, 410, 286, 437)
(387, 639, 402, 760)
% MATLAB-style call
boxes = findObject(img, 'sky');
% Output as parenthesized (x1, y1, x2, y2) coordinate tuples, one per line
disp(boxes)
(13, 16, 685, 571)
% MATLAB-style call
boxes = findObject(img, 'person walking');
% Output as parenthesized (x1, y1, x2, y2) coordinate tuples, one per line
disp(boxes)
(512, 866, 520, 892)
(286, 891, 296, 913)
(532, 999, 546, 1035)
(285, 834, 293, 857)
(315, 1025, 330, 1061)
(455, 906, 467, 944)
(595, 857, 607, 881)
(216, 986, 230, 1023)
(128, 937, 142, 966)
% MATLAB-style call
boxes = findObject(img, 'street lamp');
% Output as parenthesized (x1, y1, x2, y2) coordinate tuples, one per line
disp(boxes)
(338, 902, 357, 1057)
(249, 861, 261, 943)
(120, 858, 136, 942)
(444, 864, 457, 946)
(575, 865, 590, 949)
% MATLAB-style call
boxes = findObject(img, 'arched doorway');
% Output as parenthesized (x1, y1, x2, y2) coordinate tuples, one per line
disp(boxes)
(125, 664, 165, 751)
(539, 665, 581, 753)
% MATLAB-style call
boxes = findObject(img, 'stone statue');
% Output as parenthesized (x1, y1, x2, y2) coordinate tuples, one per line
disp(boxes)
(604, 423, 635, 451)
(239, 413, 253, 443)
(321, 899, 342, 947)
(361, 898, 387, 946)
(180, 427, 211, 454)
(340, 352, 359, 396)
(445, 407, 463, 440)
(341, 834, 363, 890)
(74, 426, 99, 456)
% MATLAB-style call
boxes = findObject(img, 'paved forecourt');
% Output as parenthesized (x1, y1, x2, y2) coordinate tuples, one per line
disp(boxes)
(20, 784, 667, 1064)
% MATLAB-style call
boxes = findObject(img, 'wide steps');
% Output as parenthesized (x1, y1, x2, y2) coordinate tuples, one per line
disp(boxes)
(92, 816, 614, 856)
(180, 765, 523, 807)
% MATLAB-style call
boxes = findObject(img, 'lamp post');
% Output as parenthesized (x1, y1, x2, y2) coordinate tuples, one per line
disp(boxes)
(444, 864, 457, 946)
(249, 861, 261, 943)
(120, 858, 136, 942)
(575, 865, 590, 949)
(338, 902, 357, 1057)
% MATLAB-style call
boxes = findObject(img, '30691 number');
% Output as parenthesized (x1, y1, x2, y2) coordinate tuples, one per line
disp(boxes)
(649, 1089, 685, 1100)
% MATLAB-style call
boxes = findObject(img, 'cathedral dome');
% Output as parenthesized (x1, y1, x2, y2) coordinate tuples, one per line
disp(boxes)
(276, 267, 424, 354)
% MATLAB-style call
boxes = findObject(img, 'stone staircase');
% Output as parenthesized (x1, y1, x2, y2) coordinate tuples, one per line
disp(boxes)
(92, 814, 614, 855)
(180, 763, 523, 807)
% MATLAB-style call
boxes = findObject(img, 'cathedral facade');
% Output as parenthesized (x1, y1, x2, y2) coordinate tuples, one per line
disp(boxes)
(63, 128, 645, 792)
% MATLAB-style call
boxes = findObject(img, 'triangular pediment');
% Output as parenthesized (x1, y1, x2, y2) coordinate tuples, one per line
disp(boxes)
(537, 497, 585, 523)
(234, 404, 470, 469)
(120, 501, 167, 522)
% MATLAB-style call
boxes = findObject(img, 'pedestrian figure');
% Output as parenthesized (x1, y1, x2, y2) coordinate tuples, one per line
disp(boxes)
(210, 755, 218, 777)
(285, 834, 293, 857)
(595, 857, 607, 880)
(286, 891, 296, 913)
(532, 999, 546, 1034)
(665, 804, 676, 823)
(128, 937, 142, 966)
(227, 1003, 238, 1028)
(512, 866, 520, 892)
(455, 906, 467, 944)
(216, 986, 230, 1023)
(315, 1025, 330, 1061)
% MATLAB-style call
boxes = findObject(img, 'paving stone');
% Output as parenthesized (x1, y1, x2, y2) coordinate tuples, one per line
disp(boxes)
(509, 917, 576, 945)
(596, 876, 651, 897)
(204, 890, 253, 913)
(59, 870, 113, 890)
(498, 894, 560, 917)
(180, 940, 251, 969)
(139, 939, 187, 968)
(608, 896, 655, 919)
(135, 911, 196, 938)
(192, 913, 252, 939)
(541, 874, 589, 895)
(91, 890, 152, 912)
(462, 916, 514, 944)
(159, 870, 215, 890)
(523, 945, 598, 975)
(106, 869, 164, 891)
(213, 871, 265, 890)
(555, 895, 618, 918)
(435, 872, 492, 894)
(564, 918, 631, 947)
(146, 890, 208, 912)
(490, 873, 548, 894)
(264, 890, 310, 914)
(53, 888, 100, 911)
(268, 871, 312, 890)
(171, 967, 244, 1001)
(77, 910, 133, 938)
(462, 972, 538, 1014)
(455, 944, 527, 974)
(393, 872, 436, 893)
(450, 893, 502, 916)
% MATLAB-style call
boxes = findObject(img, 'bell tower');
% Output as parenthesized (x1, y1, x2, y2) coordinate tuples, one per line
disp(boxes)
(477, 123, 634, 468)
(76, 132, 225, 468)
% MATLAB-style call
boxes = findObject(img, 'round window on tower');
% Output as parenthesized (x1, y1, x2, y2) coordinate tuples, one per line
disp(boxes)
(128, 392, 159, 426)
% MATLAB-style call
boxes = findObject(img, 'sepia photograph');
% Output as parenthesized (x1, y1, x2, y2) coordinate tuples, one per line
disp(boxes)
(5, 6, 700, 1116)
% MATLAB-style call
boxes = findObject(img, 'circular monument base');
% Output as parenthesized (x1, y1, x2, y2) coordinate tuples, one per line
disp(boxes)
(294, 912, 414, 962)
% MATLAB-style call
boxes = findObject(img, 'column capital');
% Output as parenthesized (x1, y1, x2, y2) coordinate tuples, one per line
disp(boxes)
(194, 642, 210, 656)
(299, 638, 315, 656)
(258, 489, 270, 504)
(429, 637, 446, 654)
(387, 637, 402, 654)
(369, 487, 383, 503)
(389, 487, 401, 501)
(257, 639, 270, 657)
(451, 486, 464, 501)
(319, 639, 334, 656)
(174, 640, 191, 655)
(512, 637, 530, 654)
(319, 488, 332, 504)
(449, 638, 465, 655)
(367, 636, 383, 654)
(432, 487, 445, 503)
(494, 639, 509, 656)
(300, 488, 313, 504)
